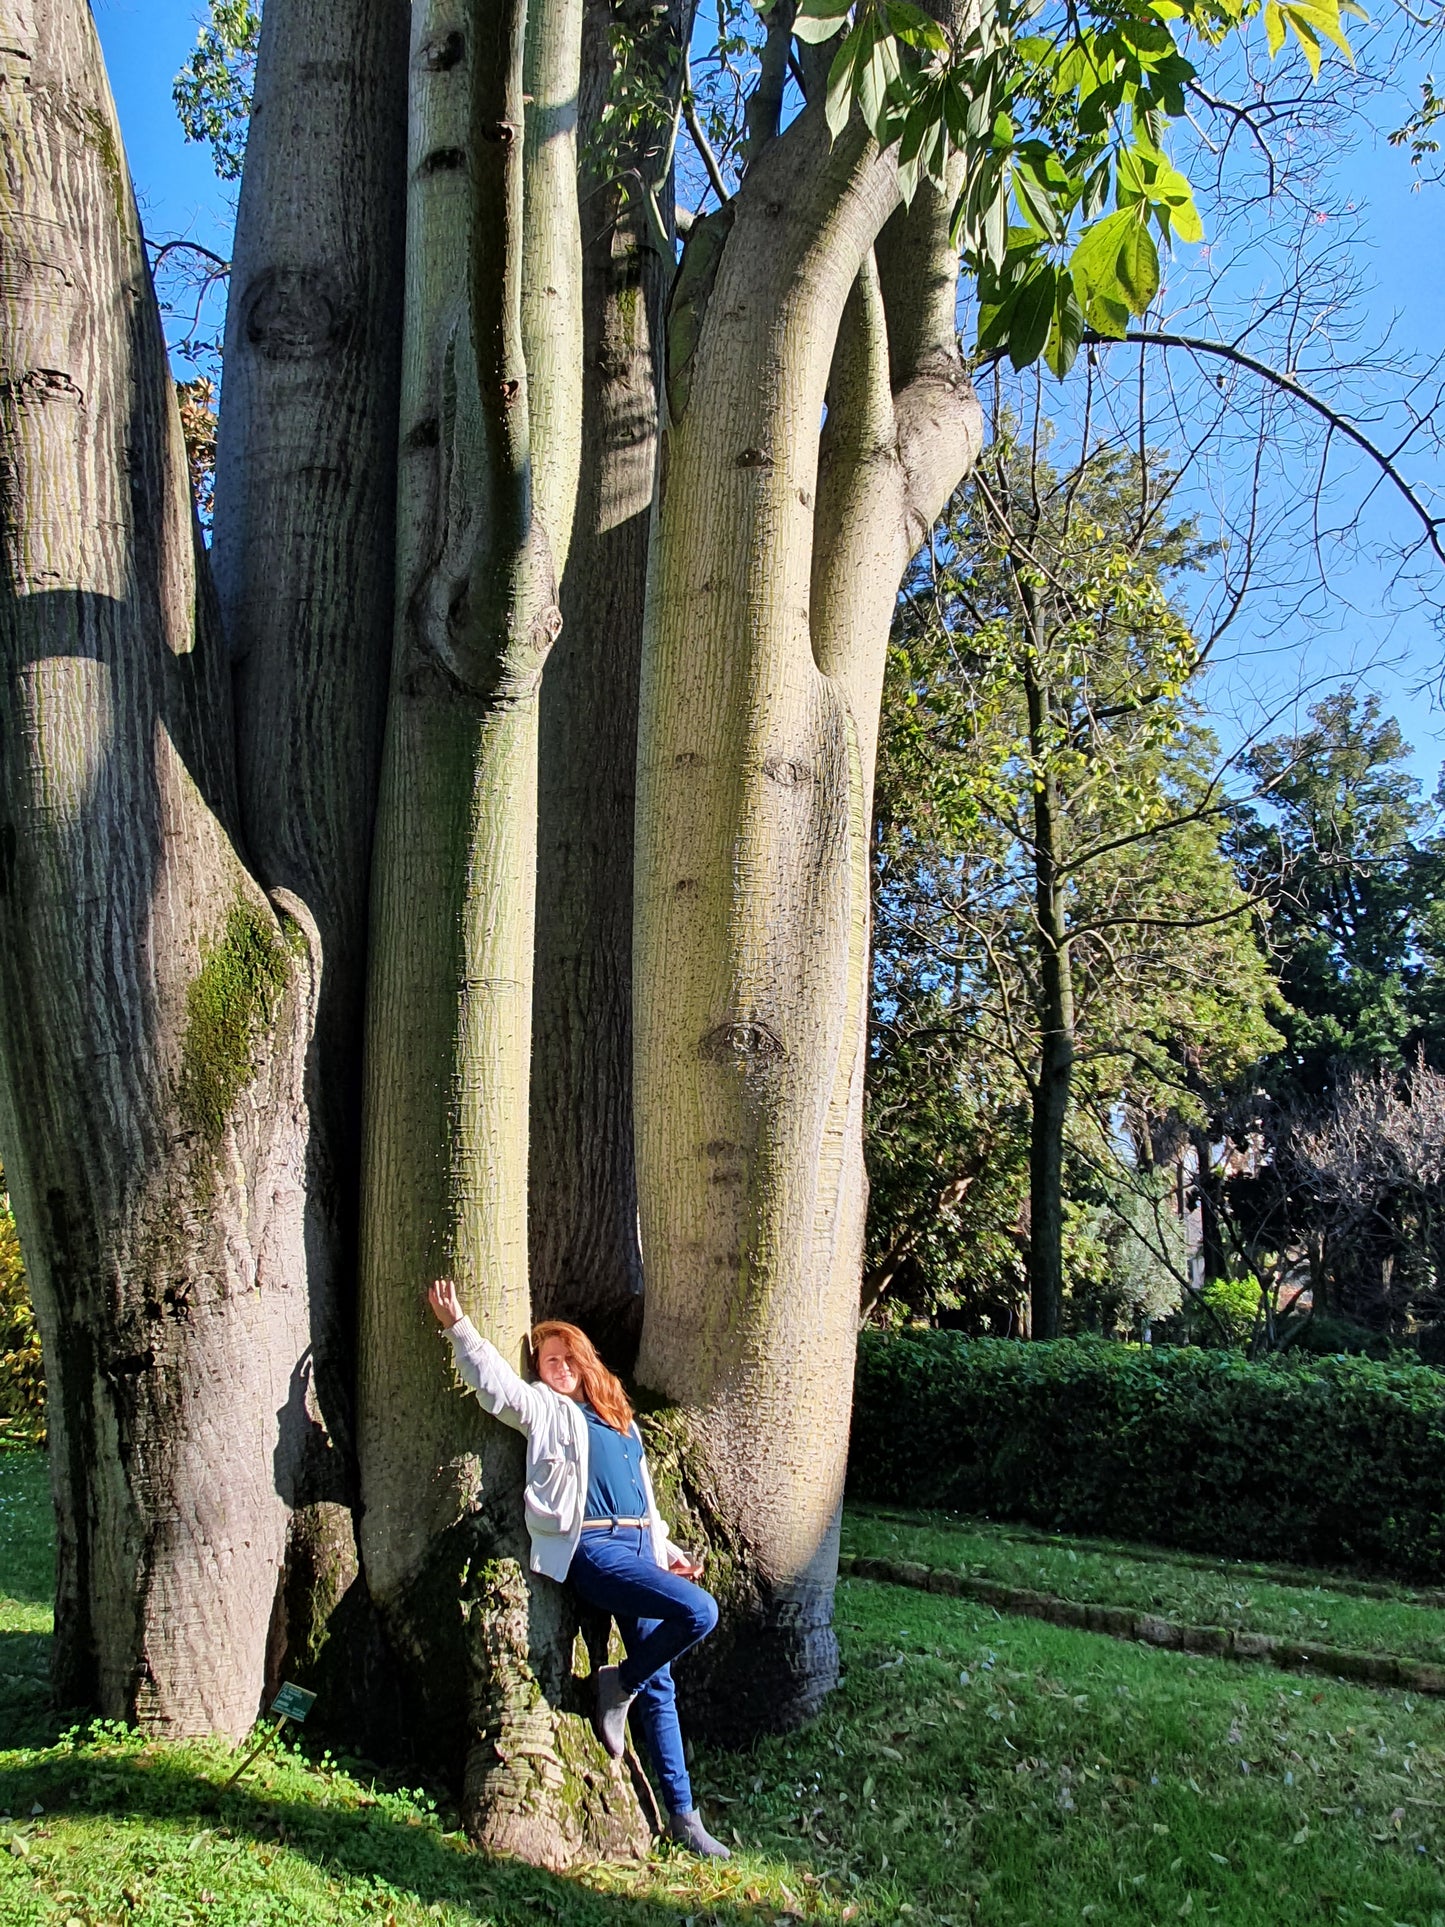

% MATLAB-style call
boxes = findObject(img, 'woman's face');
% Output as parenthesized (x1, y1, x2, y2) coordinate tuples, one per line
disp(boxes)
(536, 1336, 581, 1399)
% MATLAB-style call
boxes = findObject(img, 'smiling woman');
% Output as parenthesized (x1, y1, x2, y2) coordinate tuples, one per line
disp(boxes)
(426, 1277, 730, 1859)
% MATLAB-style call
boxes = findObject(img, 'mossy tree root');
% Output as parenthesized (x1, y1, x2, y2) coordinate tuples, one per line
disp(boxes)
(364, 1499, 651, 1870)
(460, 1551, 651, 1868)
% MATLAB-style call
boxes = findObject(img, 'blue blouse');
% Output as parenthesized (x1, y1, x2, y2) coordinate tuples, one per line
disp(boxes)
(581, 1403, 648, 1520)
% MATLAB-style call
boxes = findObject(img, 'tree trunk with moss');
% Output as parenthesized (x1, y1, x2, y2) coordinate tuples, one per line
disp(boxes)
(633, 107, 980, 1739)
(355, 0, 648, 1862)
(0, 0, 324, 1736)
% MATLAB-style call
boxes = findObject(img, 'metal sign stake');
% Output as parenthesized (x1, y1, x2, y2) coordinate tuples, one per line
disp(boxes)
(220, 1683, 318, 1794)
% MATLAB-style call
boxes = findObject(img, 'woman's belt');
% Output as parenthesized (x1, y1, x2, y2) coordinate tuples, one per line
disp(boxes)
(582, 1515, 648, 1530)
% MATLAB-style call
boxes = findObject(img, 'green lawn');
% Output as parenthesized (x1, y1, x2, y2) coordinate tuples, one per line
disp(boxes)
(1, 1451, 54, 1755)
(841, 1507, 1445, 1660)
(3, 1453, 1445, 1925)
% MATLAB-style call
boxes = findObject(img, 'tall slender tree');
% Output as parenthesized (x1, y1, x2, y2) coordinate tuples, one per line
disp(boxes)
(875, 435, 1279, 1337)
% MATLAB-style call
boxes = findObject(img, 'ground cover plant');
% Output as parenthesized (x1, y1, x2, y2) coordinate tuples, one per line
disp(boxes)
(843, 1508, 1445, 1663)
(4, 1455, 1445, 1925)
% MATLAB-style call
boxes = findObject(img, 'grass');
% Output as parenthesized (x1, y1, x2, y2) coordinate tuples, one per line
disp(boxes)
(1, 1451, 54, 1755)
(0, 1454, 1444, 1924)
(841, 1507, 1445, 1661)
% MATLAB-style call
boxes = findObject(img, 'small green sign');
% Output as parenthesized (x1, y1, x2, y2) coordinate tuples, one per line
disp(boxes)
(270, 1683, 316, 1722)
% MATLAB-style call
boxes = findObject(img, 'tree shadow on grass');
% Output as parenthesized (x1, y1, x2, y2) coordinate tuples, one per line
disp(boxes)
(0, 1629, 58, 1751)
(0, 1451, 56, 1606)
(0, 1741, 824, 1927)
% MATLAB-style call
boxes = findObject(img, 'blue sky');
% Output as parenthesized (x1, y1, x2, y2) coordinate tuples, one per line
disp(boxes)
(94, 0, 233, 264)
(93, 0, 1445, 790)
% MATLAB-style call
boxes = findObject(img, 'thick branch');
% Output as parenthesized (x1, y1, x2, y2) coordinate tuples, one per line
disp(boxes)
(471, 0, 532, 587)
(812, 179, 981, 769)
(522, 0, 586, 576)
(742, 0, 797, 165)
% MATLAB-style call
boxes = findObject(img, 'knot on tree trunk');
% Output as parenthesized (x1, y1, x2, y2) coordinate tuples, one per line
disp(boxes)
(699, 1019, 786, 1064)
(242, 268, 350, 360)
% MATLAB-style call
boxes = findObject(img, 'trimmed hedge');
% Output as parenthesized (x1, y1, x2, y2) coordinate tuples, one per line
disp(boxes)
(849, 1331, 1445, 1582)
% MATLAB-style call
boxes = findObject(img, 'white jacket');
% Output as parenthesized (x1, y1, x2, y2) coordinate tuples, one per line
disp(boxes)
(446, 1315, 680, 1581)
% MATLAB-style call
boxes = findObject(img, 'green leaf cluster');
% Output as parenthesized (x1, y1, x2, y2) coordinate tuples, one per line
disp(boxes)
(791, 0, 1359, 371)
(172, 0, 262, 183)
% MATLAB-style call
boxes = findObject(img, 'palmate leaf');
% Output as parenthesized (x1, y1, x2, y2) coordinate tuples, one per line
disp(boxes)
(857, 22, 904, 130)
(826, 20, 867, 136)
(1008, 264, 1057, 369)
(1069, 206, 1149, 337)
(1116, 218, 1160, 308)
(795, 0, 1354, 376)
(1044, 279, 1086, 379)
(1012, 155, 1064, 240)
(896, 79, 951, 200)
(886, 0, 949, 54)
(1264, 0, 1356, 72)
(793, 0, 853, 43)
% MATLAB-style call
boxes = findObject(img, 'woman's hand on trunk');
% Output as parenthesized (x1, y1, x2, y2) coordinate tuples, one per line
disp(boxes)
(428, 1278, 463, 1329)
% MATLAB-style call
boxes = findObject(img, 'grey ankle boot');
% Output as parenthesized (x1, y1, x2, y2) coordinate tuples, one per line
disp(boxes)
(595, 1664, 636, 1758)
(668, 1809, 731, 1858)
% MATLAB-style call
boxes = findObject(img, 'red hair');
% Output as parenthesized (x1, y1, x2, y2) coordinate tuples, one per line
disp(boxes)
(529, 1320, 634, 1434)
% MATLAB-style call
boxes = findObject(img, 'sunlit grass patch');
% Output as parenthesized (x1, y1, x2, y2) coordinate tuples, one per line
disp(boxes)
(4, 1459, 1445, 1924)
(705, 1576, 1445, 1925)
(843, 1506, 1445, 1662)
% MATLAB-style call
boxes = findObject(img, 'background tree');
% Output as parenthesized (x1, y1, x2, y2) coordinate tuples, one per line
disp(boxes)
(1238, 692, 1445, 1098)
(1286, 1057, 1445, 1334)
(1196, 695, 1445, 1339)
(0, 1170, 43, 1449)
(871, 424, 1280, 1336)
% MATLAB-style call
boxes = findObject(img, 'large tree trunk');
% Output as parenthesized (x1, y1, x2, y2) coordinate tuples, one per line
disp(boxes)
(529, 0, 678, 1357)
(0, 0, 321, 1735)
(632, 104, 979, 1738)
(356, 0, 646, 1860)
(1023, 637, 1074, 1340)
(210, 0, 409, 1675)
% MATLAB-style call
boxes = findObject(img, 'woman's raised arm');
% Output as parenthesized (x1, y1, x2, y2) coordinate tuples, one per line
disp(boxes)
(428, 1278, 552, 1436)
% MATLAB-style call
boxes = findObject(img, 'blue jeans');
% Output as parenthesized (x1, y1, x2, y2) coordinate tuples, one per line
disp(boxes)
(568, 1525, 719, 1816)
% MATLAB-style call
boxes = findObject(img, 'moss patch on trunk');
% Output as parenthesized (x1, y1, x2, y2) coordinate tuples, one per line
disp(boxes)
(177, 900, 289, 1147)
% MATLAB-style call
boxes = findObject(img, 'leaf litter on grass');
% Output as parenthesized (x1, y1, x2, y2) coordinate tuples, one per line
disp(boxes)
(3, 1456, 1445, 1924)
